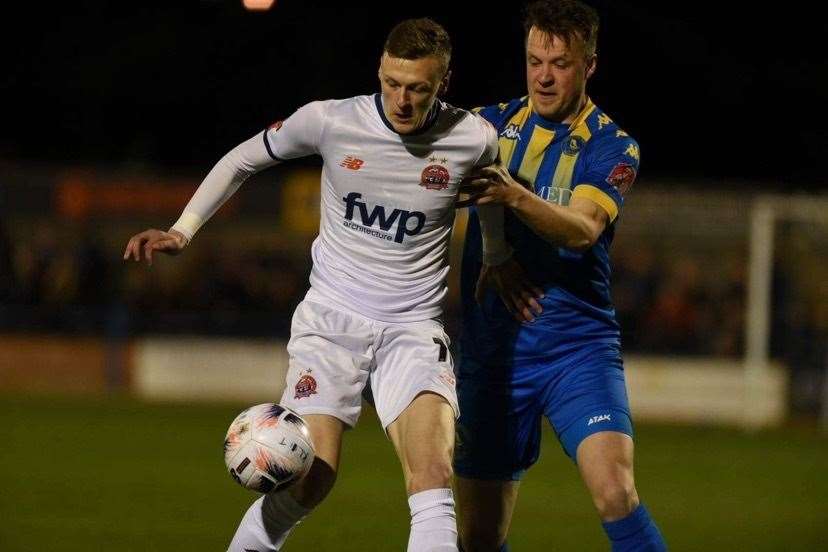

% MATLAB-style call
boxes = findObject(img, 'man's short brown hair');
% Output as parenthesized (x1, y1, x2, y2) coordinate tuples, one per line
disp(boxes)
(384, 18, 452, 74)
(524, 0, 599, 58)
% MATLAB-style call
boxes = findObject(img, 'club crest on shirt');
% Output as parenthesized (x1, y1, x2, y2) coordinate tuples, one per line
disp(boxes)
(268, 120, 283, 131)
(420, 162, 450, 190)
(294, 371, 318, 399)
(563, 135, 585, 156)
(606, 162, 637, 195)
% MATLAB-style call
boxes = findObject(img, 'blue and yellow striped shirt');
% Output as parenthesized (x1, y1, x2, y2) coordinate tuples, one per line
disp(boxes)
(461, 96, 640, 362)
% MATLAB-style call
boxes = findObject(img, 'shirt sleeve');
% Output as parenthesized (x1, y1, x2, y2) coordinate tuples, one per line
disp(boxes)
(470, 113, 512, 264)
(170, 132, 278, 241)
(472, 113, 500, 167)
(264, 100, 330, 160)
(571, 134, 640, 223)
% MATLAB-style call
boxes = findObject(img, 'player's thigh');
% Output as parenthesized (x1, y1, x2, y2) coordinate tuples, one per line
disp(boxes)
(280, 299, 374, 428)
(370, 319, 458, 432)
(454, 355, 544, 481)
(543, 350, 633, 461)
(455, 476, 519, 551)
(387, 391, 456, 492)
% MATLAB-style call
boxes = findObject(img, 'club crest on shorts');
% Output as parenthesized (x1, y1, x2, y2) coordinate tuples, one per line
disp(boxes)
(294, 370, 318, 399)
(420, 160, 450, 190)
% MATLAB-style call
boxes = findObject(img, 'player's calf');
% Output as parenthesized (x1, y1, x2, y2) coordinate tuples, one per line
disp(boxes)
(288, 453, 338, 508)
(455, 477, 518, 552)
(228, 414, 345, 551)
(458, 522, 509, 552)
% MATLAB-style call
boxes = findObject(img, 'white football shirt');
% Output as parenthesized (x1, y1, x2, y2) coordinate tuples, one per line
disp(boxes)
(173, 93, 498, 323)
(264, 94, 497, 322)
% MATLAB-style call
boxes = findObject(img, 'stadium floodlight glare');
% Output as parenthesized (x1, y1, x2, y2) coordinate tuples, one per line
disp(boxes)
(242, 0, 275, 10)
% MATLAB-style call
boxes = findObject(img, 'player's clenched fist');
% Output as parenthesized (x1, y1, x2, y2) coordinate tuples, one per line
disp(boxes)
(122, 228, 188, 266)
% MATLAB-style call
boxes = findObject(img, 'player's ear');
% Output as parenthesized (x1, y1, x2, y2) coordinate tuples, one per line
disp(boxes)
(585, 55, 597, 80)
(438, 69, 451, 96)
(378, 54, 385, 80)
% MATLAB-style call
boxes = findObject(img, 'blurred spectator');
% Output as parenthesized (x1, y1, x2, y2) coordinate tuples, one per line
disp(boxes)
(0, 219, 15, 303)
(1, 218, 823, 390)
(613, 247, 745, 357)
(612, 246, 659, 351)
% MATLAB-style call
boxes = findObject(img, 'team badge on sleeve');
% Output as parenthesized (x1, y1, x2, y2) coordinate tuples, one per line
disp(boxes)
(268, 120, 283, 131)
(606, 162, 637, 195)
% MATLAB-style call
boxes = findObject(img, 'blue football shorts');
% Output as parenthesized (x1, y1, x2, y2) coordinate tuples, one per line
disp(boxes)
(454, 343, 633, 480)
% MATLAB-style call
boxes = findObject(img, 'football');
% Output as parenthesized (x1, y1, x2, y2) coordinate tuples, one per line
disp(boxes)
(223, 403, 315, 493)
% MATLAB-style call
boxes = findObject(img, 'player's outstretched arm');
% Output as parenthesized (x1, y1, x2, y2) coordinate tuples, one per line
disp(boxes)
(121, 132, 278, 266)
(123, 228, 188, 266)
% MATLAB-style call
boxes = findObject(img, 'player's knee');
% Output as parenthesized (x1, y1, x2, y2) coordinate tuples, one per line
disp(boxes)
(591, 478, 639, 521)
(289, 456, 339, 509)
(407, 459, 453, 494)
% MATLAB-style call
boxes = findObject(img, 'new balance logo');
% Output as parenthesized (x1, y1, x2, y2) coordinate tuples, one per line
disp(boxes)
(587, 414, 612, 426)
(500, 124, 521, 141)
(342, 192, 426, 243)
(340, 155, 364, 170)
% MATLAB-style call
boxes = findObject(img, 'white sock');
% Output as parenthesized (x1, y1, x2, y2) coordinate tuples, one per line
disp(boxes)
(227, 491, 312, 552)
(407, 488, 458, 552)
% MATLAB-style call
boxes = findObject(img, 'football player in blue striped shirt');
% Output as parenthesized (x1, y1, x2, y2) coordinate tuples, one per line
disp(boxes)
(454, 1, 667, 550)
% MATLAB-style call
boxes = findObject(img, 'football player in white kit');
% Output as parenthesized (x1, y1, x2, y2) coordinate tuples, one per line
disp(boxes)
(123, 18, 509, 552)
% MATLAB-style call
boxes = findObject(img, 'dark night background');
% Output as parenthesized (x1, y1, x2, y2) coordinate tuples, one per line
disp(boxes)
(2, 0, 827, 187)
(2, 6, 827, 549)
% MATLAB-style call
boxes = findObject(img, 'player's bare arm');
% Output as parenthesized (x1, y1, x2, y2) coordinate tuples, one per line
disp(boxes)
(460, 163, 608, 251)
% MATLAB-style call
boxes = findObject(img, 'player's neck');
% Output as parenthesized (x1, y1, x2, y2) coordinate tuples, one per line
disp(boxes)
(376, 93, 441, 136)
(561, 95, 589, 126)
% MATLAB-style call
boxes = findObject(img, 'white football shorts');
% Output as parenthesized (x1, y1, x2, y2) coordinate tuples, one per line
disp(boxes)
(279, 292, 458, 430)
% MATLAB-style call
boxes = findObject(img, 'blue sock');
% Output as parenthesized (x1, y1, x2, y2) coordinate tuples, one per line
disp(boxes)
(601, 504, 667, 551)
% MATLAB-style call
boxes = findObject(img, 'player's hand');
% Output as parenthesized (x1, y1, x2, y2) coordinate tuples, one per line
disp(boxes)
(476, 257, 544, 323)
(123, 228, 188, 266)
(456, 164, 528, 208)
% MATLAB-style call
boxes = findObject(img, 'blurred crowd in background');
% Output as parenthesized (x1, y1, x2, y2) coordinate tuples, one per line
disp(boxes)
(1, 219, 734, 348)
(1, 195, 826, 415)
(1, 219, 822, 351)
(0, 219, 308, 338)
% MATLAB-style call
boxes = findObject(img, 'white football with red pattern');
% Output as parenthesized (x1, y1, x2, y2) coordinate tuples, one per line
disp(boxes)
(223, 403, 315, 493)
